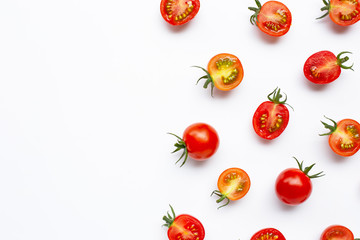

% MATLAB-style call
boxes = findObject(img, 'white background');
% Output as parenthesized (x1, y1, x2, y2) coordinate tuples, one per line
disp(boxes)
(0, 0, 359, 239)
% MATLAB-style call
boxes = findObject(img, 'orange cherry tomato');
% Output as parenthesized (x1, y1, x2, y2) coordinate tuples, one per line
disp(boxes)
(317, 0, 360, 26)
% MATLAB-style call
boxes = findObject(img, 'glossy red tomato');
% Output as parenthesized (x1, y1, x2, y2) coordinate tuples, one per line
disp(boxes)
(304, 51, 354, 84)
(320, 117, 360, 156)
(251, 228, 286, 240)
(160, 0, 200, 25)
(253, 88, 290, 140)
(169, 123, 219, 166)
(163, 205, 205, 240)
(194, 53, 244, 96)
(211, 168, 251, 208)
(321, 225, 357, 240)
(317, 0, 360, 26)
(275, 157, 324, 205)
(249, 0, 292, 36)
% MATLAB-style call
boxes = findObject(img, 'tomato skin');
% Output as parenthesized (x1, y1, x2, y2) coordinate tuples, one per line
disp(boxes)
(251, 228, 286, 240)
(160, 0, 200, 26)
(328, 0, 360, 26)
(304, 51, 340, 84)
(183, 123, 219, 160)
(321, 225, 354, 240)
(275, 168, 312, 205)
(167, 214, 205, 240)
(328, 119, 360, 157)
(207, 53, 244, 91)
(252, 101, 289, 140)
(217, 168, 251, 200)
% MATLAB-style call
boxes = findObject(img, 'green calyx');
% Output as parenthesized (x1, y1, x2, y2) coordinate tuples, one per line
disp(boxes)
(192, 66, 215, 97)
(294, 157, 325, 179)
(319, 116, 337, 136)
(162, 205, 176, 228)
(336, 51, 354, 71)
(249, 0, 262, 25)
(211, 190, 230, 209)
(267, 87, 294, 110)
(168, 133, 188, 167)
(316, 0, 330, 20)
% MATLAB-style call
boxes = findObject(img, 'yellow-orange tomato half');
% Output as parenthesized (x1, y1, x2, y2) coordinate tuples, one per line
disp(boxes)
(217, 168, 251, 201)
(207, 53, 244, 91)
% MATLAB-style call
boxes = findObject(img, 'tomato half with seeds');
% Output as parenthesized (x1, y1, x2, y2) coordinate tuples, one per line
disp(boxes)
(249, 0, 292, 37)
(163, 205, 205, 240)
(275, 157, 324, 205)
(317, 0, 360, 26)
(211, 168, 250, 208)
(193, 53, 244, 96)
(251, 228, 286, 240)
(321, 225, 359, 240)
(320, 116, 360, 157)
(304, 51, 354, 84)
(160, 0, 200, 25)
(168, 123, 219, 167)
(252, 88, 291, 140)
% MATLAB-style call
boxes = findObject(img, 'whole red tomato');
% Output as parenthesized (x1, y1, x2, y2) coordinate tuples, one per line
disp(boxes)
(251, 228, 286, 240)
(169, 123, 219, 166)
(163, 205, 205, 240)
(252, 88, 291, 140)
(321, 225, 358, 240)
(275, 157, 324, 205)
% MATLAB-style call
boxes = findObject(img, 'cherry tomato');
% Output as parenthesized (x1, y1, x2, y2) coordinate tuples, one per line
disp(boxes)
(320, 116, 360, 157)
(193, 53, 244, 96)
(160, 0, 200, 25)
(251, 228, 286, 240)
(304, 51, 354, 84)
(275, 157, 324, 205)
(249, 0, 292, 37)
(169, 123, 219, 166)
(321, 225, 358, 240)
(163, 205, 205, 240)
(317, 0, 360, 26)
(211, 168, 251, 208)
(252, 88, 291, 140)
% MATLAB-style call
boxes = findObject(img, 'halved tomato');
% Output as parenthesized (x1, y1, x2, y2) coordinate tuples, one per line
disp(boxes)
(318, 0, 360, 26)
(320, 116, 360, 157)
(211, 168, 250, 208)
(193, 53, 244, 96)
(251, 228, 286, 240)
(160, 0, 200, 25)
(249, 0, 292, 37)
(321, 225, 355, 240)
(304, 51, 353, 84)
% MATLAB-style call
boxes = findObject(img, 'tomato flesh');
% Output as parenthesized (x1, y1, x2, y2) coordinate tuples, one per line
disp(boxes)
(321, 225, 354, 240)
(183, 123, 219, 160)
(251, 228, 286, 240)
(303, 51, 341, 84)
(329, 119, 360, 156)
(217, 168, 251, 201)
(257, 1, 292, 36)
(160, 0, 200, 25)
(275, 168, 312, 205)
(329, 0, 360, 26)
(168, 214, 205, 240)
(208, 53, 244, 91)
(253, 101, 289, 140)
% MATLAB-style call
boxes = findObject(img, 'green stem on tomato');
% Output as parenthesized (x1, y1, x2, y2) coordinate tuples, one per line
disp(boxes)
(168, 133, 189, 167)
(192, 66, 215, 97)
(319, 116, 337, 136)
(337, 51, 354, 71)
(316, 0, 330, 19)
(211, 190, 230, 209)
(293, 157, 325, 179)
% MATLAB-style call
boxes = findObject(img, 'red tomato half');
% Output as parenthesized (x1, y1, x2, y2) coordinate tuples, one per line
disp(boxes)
(321, 225, 354, 240)
(194, 53, 244, 96)
(169, 123, 219, 166)
(251, 228, 286, 240)
(318, 0, 360, 26)
(249, 0, 292, 37)
(252, 88, 290, 140)
(163, 205, 205, 240)
(275, 157, 324, 205)
(304, 51, 354, 84)
(160, 0, 200, 25)
(320, 117, 360, 157)
(212, 168, 251, 208)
